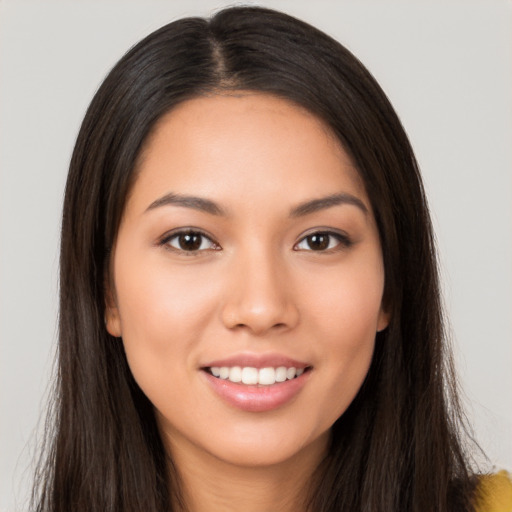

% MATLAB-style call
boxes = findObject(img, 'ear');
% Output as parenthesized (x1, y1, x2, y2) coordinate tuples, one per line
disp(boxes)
(104, 277, 122, 338)
(376, 305, 391, 333)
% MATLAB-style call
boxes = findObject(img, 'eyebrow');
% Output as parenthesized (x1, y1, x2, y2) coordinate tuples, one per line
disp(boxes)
(144, 191, 368, 217)
(145, 193, 226, 216)
(290, 193, 368, 217)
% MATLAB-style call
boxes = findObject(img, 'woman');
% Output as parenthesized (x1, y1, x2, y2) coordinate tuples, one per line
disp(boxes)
(32, 6, 511, 512)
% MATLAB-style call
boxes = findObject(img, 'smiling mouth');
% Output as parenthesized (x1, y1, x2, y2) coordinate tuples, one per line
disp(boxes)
(204, 366, 311, 386)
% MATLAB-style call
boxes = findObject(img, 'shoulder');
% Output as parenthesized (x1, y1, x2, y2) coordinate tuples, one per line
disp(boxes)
(474, 470, 512, 512)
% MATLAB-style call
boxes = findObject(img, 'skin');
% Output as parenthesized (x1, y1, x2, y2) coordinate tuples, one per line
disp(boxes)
(106, 93, 389, 511)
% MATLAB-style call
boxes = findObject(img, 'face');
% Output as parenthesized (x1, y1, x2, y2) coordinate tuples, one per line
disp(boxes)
(106, 94, 389, 469)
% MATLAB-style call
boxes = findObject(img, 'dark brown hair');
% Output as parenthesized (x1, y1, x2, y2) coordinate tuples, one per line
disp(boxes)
(33, 6, 478, 511)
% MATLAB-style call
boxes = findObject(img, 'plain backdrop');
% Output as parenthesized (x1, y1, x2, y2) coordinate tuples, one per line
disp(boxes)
(1, 1, 511, 510)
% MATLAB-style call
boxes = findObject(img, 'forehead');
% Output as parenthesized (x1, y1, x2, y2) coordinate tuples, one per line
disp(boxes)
(127, 93, 368, 214)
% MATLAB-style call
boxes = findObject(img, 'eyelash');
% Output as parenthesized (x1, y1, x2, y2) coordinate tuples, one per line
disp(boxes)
(159, 229, 220, 255)
(294, 230, 352, 252)
(158, 229, 352, 255)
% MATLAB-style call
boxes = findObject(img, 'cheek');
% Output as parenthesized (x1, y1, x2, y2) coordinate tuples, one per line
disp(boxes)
(305, 253, 385, 339)
(113, 257, 220, 388)
(302, 257, 384, 419)
(116, 252, 219, 331)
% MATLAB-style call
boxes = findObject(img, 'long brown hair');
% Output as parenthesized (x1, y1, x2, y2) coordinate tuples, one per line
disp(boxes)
(33, 6, 478, 511)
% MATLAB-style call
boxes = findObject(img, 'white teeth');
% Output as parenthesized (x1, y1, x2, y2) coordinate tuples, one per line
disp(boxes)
(275, 366, 287, 382)
(209, 365, 307, 385)
(229, 366, 242, 383)
(241, 367, 258, 385)
(286, 367, 297, 380)
(258, 367, 276, 386)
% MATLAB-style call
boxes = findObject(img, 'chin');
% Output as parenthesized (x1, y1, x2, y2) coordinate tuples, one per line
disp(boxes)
(165, 415, 332, 470)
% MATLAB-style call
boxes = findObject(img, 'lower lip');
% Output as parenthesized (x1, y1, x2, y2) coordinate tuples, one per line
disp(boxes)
(203, 370, 310, 412)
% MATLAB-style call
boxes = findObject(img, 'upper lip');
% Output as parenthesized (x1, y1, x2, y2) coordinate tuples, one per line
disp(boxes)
(202, 352, 311, 370)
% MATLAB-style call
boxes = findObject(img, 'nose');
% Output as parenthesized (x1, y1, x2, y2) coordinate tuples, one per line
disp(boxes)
(220, 248, 300, 335)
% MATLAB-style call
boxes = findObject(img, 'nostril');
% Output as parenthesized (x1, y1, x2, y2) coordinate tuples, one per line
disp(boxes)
(232, 321, 287, 330)
(220, 291, 300, 334)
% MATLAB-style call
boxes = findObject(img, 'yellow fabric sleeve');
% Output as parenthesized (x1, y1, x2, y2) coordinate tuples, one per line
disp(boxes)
(475, 471, 512, 512)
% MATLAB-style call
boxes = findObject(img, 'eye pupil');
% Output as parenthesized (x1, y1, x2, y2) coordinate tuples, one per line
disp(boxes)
(179, 233, 202, 251)
(307, 234, 329, 250)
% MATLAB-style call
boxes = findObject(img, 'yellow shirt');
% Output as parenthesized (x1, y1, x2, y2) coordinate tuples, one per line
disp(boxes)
(475, 471, 512, 512)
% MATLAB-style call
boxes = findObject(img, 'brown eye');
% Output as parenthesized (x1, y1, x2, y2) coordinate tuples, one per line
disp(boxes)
(163, 230, 218, 252)
(295, 231, 351, 252)
(305, 233, 330, 251)
(177, 233, 202, 251)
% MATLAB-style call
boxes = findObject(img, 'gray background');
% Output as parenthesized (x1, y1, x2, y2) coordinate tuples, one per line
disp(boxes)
(1, 1, 511, 510)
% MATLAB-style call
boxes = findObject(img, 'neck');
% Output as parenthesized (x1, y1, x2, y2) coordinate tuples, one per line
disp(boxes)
(167, 433, 329, 512)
